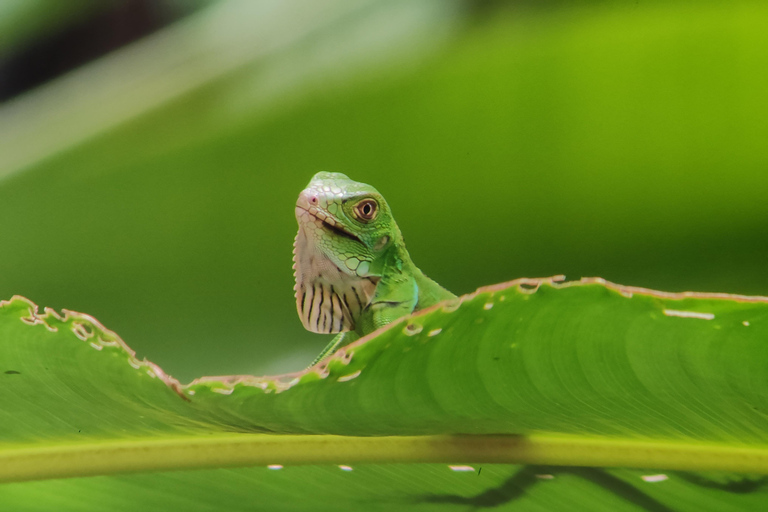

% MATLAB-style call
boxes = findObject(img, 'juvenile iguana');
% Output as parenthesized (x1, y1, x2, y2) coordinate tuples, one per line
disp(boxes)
(293, 172, 456, 364)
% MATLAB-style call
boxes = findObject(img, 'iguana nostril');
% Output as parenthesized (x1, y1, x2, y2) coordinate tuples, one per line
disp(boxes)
(310, 196, 318, 204)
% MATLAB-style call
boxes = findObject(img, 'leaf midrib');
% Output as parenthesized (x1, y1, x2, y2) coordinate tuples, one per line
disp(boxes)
(3, 433, 768, 484)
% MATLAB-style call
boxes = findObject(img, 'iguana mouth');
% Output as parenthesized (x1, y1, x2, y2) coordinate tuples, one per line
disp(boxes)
(320, 218, 361, 243)
(296, 205, 362, 243)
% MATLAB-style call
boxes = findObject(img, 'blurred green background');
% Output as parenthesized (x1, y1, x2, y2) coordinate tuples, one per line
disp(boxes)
(1, 0, 766, 381)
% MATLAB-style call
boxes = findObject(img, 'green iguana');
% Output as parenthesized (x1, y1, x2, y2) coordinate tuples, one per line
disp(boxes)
(293, 172, 456, 364)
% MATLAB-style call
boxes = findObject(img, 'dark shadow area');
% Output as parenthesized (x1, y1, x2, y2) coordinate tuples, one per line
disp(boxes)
(418, 466, 676, 511)
(673, 472, 768, 495)
(0, 0, 185, 101)
(420, 465, 539, 508)
(418, 466, 768, 510)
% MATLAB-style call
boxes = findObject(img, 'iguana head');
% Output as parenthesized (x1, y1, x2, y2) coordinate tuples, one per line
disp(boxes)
(294, 172, 400, 277)
(292, 172, 401, 333)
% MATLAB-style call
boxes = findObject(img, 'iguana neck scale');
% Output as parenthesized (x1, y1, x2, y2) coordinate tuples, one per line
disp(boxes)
(293, 172, 455, 363)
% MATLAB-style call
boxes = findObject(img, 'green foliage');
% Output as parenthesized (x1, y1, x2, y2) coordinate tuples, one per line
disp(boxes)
(2, 279, 768, 510)
(2, 1, 768, 509)
(1, 1, 767, 381)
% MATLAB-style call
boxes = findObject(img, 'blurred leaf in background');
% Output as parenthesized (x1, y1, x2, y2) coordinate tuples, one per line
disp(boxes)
(0, 0, 217, 100)
(0, 0, 766, 382)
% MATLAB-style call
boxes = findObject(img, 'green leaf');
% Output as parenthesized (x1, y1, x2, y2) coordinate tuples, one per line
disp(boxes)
(2, 278, 768, 510)
(3, 0, 768, 385)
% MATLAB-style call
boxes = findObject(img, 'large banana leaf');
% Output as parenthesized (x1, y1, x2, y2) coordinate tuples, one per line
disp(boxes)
(2, 0, 767, 386)
(2, 278, 767, 510)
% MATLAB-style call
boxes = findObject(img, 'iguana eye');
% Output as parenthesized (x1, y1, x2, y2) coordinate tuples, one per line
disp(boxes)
(354, 199, 378, 221)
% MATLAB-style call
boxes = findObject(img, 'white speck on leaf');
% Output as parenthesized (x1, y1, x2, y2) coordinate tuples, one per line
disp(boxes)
(404, 323, 423, 336)
(441, 299, 461, 313)
(642, 474, 668, 483)
(449, 465, 474, 472)
(338, 370, 361, 382)
(427, 328, 442, 337)
(339, 465, 353, 471)
(743, 321, 750, 326)
(484, 303, 494, 310)
(663, 309, 714, 320)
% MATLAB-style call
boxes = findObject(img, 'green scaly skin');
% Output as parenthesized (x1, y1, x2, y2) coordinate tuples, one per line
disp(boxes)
(293, 172, 456, 365)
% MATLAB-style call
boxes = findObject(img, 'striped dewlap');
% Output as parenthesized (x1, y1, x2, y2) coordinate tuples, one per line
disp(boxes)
(298, 282, 361, 333)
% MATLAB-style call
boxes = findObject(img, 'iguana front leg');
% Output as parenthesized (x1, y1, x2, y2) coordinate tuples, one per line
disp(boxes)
(363, 275, 419, 332)
(310, 276, 418, 365)
(310, 332, 356, 366)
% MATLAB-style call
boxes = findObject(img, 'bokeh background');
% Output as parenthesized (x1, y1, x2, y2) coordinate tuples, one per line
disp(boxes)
(1, 0, 766, 381)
